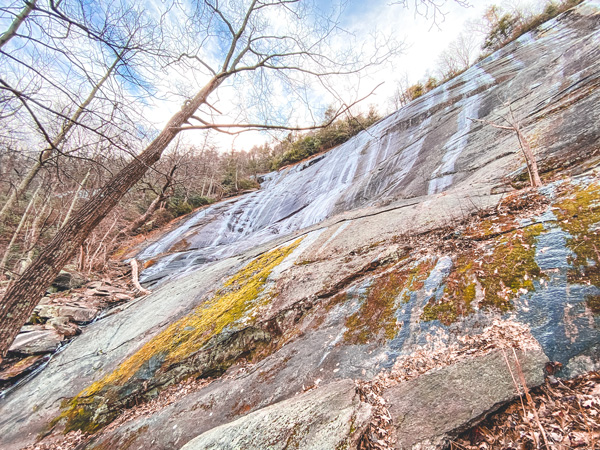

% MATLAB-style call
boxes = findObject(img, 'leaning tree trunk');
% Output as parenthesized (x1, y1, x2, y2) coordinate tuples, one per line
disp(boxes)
(124, 164, 176, 235)
(0, 52, 122, 222)
(124, 191, 167, 235)
(0, 76, 223, 358)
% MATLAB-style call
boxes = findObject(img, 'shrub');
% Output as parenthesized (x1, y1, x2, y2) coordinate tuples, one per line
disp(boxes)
(188, 195, 214, 208)
(153, 208, 174, 227)
(406, 83, 425, 100)
(167, 198, 193, 217)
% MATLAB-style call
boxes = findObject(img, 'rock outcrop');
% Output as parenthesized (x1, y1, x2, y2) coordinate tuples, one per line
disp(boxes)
(1, 2, 600, 449)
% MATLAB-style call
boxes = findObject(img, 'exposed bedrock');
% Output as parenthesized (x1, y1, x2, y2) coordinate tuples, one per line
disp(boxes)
(1, 3, 600, 450)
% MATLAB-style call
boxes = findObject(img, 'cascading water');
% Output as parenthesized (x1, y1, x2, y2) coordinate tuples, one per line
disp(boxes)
(137, 7, 600, 285)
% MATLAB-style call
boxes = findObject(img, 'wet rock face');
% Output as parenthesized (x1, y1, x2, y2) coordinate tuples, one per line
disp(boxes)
(1, 3, 600, 450)
(137, 1, 600, 286)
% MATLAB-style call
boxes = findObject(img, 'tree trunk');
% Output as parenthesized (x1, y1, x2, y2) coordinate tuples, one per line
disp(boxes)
(516, 129, 542, 188)
(0, 185, 40, 279)
(0, 75, 224, 358)
(126, 192, 166, 235)
(0, 0, 37, 49)
(19, 198, 49, 274)
(130, 259, 151, 295)
(62, 168, 91, 227)
(87, 216, 118, 273)
(0, 53, 121, 222)
(124, 165, 176, 235)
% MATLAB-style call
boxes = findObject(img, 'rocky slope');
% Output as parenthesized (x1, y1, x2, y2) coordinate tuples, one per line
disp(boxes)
(1, 2, 600, 449)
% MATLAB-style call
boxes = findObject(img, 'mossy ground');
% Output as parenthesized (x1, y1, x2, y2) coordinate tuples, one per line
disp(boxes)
(343, 259, 435, 344)
(56, 238, 303, 433)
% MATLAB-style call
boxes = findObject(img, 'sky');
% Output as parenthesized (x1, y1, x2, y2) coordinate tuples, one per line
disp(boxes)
(139, 0, 543, 153)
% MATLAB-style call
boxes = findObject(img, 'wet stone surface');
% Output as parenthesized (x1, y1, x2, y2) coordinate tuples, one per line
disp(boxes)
(1, 4, 600, 449)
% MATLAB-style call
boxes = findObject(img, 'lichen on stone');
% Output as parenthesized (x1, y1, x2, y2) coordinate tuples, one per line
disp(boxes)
(55, 238, 303, 433)
(343, 259, 435, 344)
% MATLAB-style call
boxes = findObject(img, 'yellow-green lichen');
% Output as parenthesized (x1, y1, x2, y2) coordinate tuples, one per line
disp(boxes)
(57, 238, 303, 433)
(344, 259, 435, 344)
(554, 182, 600, 313)
(554, 184, 600, 282)
(422, 224, 545, 325)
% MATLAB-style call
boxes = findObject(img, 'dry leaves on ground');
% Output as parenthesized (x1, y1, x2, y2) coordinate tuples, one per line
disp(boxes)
(453, 371, 600, 450)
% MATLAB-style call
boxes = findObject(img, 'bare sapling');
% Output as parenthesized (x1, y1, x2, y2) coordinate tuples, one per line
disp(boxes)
(469, 103, 542, 188)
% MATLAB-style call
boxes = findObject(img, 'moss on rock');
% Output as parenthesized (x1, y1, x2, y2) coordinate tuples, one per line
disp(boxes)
(554, 182, 600, 313)
(55, 238, 303, 433)
(344, 259, 435, 344)
(422, 224, 545, 325)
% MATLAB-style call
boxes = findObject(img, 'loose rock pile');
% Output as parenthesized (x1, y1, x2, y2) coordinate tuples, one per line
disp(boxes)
(0, 264, 138, 392)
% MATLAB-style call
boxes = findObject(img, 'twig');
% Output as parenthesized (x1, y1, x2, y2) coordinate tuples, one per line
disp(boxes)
(512, 347, 550, 449)
(502, 348, 528, 417)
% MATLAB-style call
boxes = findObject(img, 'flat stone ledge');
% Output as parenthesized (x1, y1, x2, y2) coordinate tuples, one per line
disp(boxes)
(384, 348, 548, 450)
(179, 379, 372, 450)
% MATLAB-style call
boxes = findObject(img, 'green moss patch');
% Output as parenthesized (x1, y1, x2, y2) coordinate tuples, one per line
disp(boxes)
(422, 224, 545, 325)
(344, 259, 435, 344)
(554, 182, 600, 312)
(55, 238, 303, 433)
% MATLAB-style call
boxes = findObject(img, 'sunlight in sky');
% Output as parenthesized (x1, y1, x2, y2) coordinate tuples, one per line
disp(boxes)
(169, 0, 542, 151)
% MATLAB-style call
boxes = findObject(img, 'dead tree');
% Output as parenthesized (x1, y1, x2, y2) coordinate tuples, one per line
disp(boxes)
(469, 106, 542, 188)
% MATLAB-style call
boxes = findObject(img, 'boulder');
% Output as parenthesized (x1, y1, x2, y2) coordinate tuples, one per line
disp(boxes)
(51, 270, 86, 292)
(58, 306, 98, 324)
(46, 317, 80, 337)
(180, 380, 371, 450)
(383, 349, 548, 449)
(0, 355, 45, 382)
(34, 305, 61, 321)
(8, 330, 63, 355)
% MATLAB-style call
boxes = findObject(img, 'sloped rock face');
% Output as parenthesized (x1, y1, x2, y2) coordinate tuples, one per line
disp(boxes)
(180, 379, 371, 450)
(138, 0, 600, 287)
(1, 3, 600, 450)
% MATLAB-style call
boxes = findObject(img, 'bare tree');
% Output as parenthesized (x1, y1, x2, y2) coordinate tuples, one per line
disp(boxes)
(436, 31, 479, 79)
(391, 0, 471, 27)
(0, 52, 123, 222)
(0, 0, 37, 49)
(469, 103, 542, 188)
(389, 72, 412, 112)
(0, 0, 160, 222)
(125, 164, 177, 235)
(0, 0, 400, 358)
